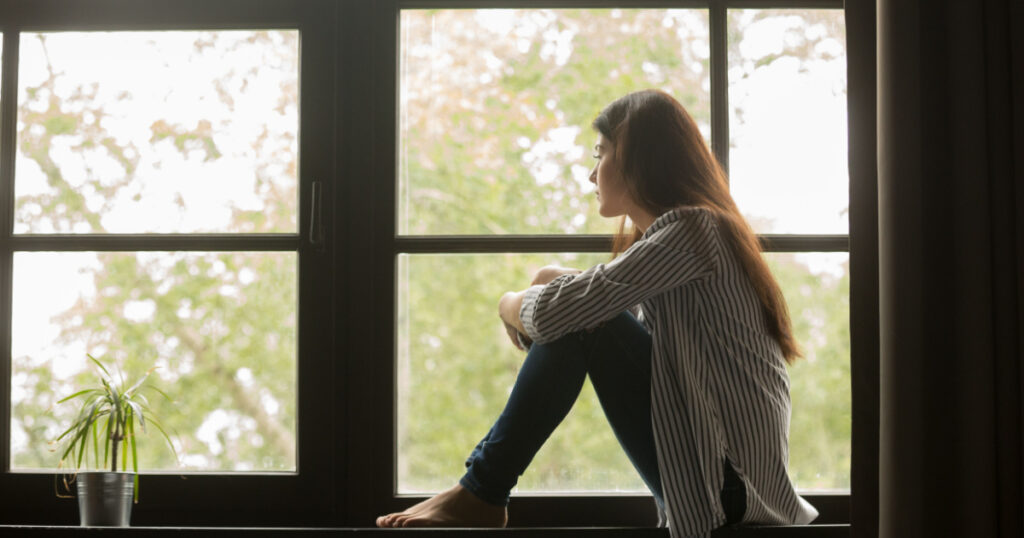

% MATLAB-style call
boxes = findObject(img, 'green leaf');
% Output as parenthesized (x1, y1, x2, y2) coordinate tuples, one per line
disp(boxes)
(91, 420, 100, 469)
(57, 388, 99, 404)
(121, 432, 128, 471)
(87, 354, 111, 378)
(126, 400, 146, 433)
(142, 384, 173, 403)
(146, 416, 179, 464)
(103, 414, 113, 468)
(125, 368, 155, 398)
(75, 421, 88, 470)
(128, 413, 139, 474)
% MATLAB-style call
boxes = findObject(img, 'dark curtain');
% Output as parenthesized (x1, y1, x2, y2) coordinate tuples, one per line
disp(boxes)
(877, 0, 1024, 537)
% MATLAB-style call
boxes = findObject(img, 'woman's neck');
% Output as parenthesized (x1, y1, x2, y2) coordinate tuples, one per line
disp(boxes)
(629, 208, 657, 234)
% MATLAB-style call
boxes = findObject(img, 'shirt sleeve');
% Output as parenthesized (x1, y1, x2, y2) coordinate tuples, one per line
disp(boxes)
(519, 234, 717, 344)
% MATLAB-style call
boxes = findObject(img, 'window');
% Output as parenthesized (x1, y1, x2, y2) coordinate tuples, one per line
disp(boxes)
(727, 9, 850, 492)
(12, 30, 300, 473)
(387, 1, 850, 525)
(396, 7, 711, 495)
(0, 1, 336, 525)
(0, 0, 868, 528)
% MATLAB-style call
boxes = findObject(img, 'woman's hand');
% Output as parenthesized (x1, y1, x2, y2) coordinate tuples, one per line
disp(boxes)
(498, 267, 579, 351)
(502, 320, 531, 351)
(499, 290, 530, 350)
(531, 265, 581, 286)
(499, 291, 527, 331)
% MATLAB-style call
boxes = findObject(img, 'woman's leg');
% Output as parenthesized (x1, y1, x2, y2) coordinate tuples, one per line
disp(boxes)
(579, 312, 664, 512)
(458, 328, 591, 505)
(376, 311, 660, 527)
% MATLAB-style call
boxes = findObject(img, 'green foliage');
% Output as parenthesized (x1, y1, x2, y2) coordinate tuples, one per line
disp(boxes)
(12, 11, 851, 497)
(769, 255, 851, 490)
(52, 355, 176, 500)
(12, 31, 299, 472)
(149, 119, 223, 161)
(44, 115, 78, 136)
(398, 253, 645, 492)
(399, 9, 711, 236)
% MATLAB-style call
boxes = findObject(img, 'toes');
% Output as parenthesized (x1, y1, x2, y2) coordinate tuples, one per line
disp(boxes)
(377, 513, 401, 527)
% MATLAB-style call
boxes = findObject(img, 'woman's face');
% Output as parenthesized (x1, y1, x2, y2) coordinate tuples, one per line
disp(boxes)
(590, 134, 633, 219)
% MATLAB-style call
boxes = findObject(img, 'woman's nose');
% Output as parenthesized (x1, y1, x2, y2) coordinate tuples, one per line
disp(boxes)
(589, 167, 597, 184)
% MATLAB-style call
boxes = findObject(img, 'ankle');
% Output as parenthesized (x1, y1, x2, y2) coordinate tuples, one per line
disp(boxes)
(457, 478, 509, 508)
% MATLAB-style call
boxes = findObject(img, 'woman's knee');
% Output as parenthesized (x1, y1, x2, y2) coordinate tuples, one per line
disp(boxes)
(578, 312, 652, 366)
(580, 311, 647, 342)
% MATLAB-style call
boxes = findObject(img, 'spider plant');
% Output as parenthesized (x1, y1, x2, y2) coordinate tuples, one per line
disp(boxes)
(53, 354, 177, 502)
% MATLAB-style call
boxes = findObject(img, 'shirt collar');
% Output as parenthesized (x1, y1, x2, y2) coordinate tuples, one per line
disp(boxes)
(640, 206, 709, 240)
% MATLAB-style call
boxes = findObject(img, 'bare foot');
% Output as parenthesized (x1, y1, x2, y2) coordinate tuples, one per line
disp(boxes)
(375, 484, 508, 528)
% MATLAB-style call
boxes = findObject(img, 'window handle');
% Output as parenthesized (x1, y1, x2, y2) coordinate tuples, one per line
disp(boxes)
(309, 180, 325, 252)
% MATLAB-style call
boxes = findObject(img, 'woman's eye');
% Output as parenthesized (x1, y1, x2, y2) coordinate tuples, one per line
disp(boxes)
(592, 154, 601, 160)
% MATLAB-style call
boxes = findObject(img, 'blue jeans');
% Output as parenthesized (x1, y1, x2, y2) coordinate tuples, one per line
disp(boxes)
(459, 311, 665, 513)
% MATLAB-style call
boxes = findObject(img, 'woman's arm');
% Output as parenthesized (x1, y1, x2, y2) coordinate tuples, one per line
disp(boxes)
(498, 265, 581, 349)
(499, 290, 528, 336)
(520, 236, 717, 344)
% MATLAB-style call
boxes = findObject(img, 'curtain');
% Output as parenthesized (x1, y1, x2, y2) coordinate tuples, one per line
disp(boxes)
(877, 0, 1024, 537)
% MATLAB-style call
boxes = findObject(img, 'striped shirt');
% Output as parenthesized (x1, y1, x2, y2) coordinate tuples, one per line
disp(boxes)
(519, 206, 819, 537)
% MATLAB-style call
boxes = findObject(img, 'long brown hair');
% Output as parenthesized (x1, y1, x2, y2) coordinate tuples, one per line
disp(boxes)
(593, 89, 801, 363)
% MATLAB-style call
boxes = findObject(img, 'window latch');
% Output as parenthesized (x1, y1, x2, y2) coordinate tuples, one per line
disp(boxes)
(309, 180, 325, 253)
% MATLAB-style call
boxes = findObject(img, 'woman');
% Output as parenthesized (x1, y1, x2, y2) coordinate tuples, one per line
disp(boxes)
(377, 89, 818, 536)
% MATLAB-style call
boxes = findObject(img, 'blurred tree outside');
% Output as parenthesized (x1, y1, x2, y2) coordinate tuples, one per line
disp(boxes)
(397, 8, 849, 493)
(9, 9, 850, 494)
(11, 30, 299, 471)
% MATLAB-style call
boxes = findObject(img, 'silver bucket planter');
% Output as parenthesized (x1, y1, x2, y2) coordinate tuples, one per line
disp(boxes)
(76, 471, 134, 526)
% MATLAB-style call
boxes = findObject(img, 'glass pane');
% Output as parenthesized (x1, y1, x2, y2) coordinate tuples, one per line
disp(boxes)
(767, 252, 850, 491)
(399, 9, 710, 236)
(728, 10, 847, 234)
(10, 251, 297, 472)
(397, 252, 646, 493)
(398, 251, 850, 493)
(15, 31, 298, 234)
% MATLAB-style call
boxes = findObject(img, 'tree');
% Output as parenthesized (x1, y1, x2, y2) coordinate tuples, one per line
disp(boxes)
(12, 31, 299, 471)
(397, 8, 850, 492)
(11, 9, 851, 494)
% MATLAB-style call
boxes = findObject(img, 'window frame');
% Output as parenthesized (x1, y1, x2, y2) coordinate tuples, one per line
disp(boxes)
(0, 0, 878, 530)
(357, 0, 857, 527)
(0, 0, 340, 526)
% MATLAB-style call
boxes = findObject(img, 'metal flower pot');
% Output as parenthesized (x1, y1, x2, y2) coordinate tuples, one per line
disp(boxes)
(76, 471, 134, 527)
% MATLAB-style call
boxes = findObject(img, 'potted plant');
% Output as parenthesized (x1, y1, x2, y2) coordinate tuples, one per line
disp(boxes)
(52, 354, 176, 527)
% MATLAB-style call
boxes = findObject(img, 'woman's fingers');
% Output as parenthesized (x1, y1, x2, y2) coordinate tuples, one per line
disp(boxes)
(503, 321, 524, 350)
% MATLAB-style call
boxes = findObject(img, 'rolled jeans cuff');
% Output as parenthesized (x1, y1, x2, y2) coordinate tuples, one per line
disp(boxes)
(459, 465, 510, 507)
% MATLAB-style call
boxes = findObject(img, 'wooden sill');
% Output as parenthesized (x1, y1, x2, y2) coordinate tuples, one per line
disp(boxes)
(1, 525, 850, 537)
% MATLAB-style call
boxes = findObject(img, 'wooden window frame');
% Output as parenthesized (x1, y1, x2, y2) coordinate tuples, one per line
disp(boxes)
(353, 0, 865, 528)
(0, 0, 339, 526)
(0, 0, 878, 530)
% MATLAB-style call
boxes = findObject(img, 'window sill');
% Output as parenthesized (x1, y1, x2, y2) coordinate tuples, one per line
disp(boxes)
(1, 525, 849, 537)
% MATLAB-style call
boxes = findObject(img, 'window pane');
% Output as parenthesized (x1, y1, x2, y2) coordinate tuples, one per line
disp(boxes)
(15, 31, 298, 234)
(399, 9, 710, 236)
(10, 251, 297, 472)
(728, 10, 847, 234)
(397, 253, 646, 493)
(767, 252, 850, 491)
(398, 251, 850, 493)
